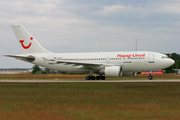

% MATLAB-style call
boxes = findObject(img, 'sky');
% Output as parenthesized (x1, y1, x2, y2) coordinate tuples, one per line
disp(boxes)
(1, 0, 180, 68)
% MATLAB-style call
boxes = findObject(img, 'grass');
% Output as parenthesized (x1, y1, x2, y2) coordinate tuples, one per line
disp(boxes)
(0, 73, 180, 80)
(0, 82, 180, 120)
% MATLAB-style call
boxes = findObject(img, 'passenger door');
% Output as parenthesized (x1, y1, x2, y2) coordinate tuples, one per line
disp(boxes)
(148, 54, 154, 63)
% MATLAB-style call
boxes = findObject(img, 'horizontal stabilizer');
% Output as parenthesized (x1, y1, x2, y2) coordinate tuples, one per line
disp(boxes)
(4, 55, 35, 62)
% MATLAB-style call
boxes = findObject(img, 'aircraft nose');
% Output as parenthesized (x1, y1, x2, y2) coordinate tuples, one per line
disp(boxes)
(169, 59, 175, 66)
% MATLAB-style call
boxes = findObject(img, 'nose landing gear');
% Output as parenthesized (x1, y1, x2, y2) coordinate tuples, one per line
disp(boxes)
(148, 75, 153, 80)
(148, 72, 153, 80)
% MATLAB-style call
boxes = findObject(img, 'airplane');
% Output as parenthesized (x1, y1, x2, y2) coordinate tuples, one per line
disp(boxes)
(4, 25, 175, 80)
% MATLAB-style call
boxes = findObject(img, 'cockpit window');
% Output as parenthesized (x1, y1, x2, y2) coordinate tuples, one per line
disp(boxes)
(161, 56, 169, 59)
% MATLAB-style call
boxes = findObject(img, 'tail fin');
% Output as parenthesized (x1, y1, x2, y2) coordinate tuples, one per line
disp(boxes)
(11, 25, 52, 54)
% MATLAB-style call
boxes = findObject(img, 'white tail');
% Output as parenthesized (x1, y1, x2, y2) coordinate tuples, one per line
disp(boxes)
(11, 25, 52, 54)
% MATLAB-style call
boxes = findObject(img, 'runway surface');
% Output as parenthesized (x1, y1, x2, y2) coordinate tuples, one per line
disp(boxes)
(1, 79, 180, 82)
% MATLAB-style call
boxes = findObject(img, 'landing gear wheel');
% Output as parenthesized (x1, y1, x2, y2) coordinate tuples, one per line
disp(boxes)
(101, 76, 106, 80)
(148, 76, 153, 80)
(85, 76, 90, 80)
(85, 75, 106, 80)
(96, 76, 100, 80)
(91, 76, 95, 80)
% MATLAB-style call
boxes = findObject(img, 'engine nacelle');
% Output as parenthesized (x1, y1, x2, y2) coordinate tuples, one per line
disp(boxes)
(100, 66, 122, 77)
(122, 72, 137, 76)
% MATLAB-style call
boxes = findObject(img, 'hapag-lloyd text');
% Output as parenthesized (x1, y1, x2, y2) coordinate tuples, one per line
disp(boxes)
(117, 53, 145, 58)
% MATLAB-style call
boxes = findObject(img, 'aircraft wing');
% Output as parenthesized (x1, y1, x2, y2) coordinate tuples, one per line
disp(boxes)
(42, 57, 114, 67)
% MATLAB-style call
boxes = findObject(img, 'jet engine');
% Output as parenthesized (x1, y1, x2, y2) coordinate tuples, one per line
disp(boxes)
(100, 66, 123, 77)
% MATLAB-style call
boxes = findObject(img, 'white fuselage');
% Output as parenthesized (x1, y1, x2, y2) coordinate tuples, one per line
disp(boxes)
(30, 51, 174, 74)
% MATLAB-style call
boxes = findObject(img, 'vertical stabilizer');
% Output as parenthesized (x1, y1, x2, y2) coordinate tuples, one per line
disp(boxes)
(11, 25, 52, 54)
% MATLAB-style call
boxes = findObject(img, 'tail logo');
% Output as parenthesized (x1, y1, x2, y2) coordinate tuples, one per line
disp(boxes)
(19, 37, 33, 49)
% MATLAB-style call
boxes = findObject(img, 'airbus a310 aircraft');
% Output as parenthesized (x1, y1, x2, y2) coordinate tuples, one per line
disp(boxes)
(4, 25, 175, 80)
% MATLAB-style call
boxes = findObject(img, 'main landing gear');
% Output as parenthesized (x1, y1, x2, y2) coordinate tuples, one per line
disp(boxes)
(85, 76, 106, 80)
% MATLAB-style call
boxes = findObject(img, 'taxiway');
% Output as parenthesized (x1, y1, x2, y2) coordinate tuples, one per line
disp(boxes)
(0, 79, 180, 82)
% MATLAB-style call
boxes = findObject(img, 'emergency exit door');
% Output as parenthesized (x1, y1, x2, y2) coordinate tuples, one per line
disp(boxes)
(106, 57, 110, 63)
